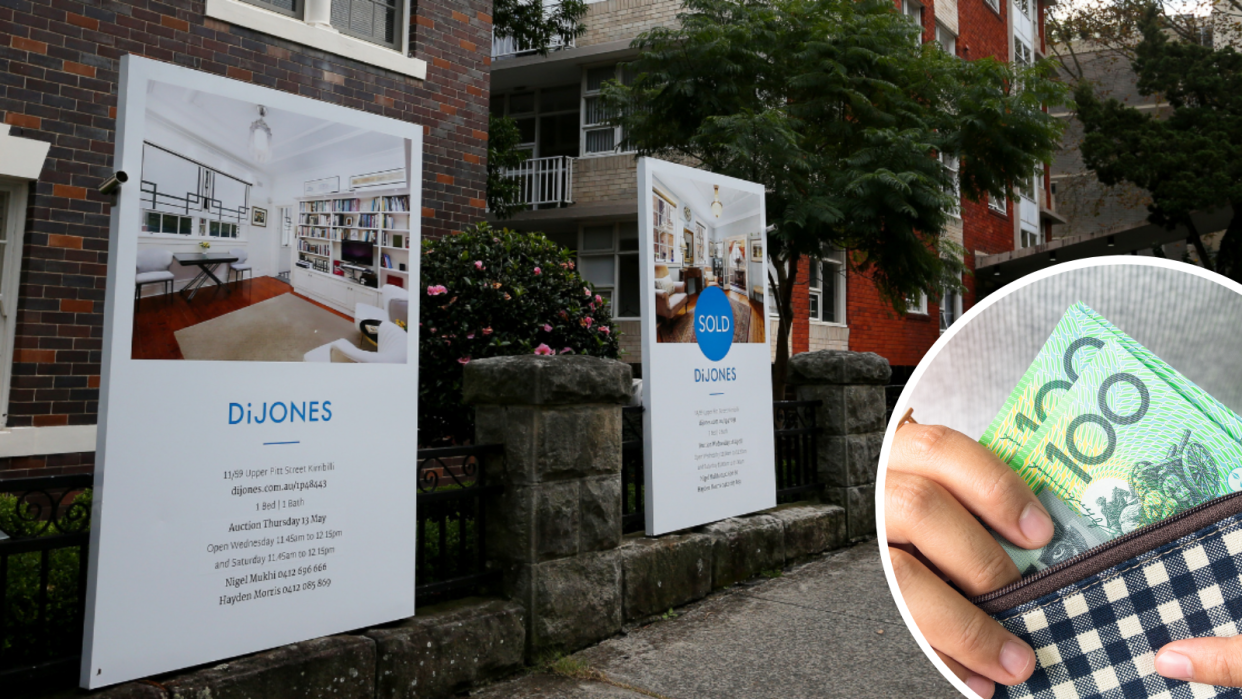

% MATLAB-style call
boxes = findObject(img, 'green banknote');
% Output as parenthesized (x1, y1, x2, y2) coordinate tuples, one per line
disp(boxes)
(980, 302, 1112, 465)
(1012, 340, 1242, 534)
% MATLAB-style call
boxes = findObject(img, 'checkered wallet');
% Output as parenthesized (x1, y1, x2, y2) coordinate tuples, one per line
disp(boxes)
(973, 492, 1242, 699)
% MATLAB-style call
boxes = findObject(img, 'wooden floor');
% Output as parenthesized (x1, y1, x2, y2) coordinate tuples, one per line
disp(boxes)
(131, 275, 349, 360)
(656, 287, 766, 343)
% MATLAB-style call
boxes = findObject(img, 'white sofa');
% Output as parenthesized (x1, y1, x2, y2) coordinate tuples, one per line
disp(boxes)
(303, 320, 407, 363)
(355, 284, 408, 335)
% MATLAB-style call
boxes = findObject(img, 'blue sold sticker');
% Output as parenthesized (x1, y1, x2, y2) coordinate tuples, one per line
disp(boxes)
(694, 286, 734, 362)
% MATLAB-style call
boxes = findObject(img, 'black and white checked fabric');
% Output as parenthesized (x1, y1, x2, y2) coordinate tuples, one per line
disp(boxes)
(994, 513, 1242, 699)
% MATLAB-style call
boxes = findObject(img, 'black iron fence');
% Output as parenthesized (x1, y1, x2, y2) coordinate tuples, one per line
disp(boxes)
(620, 400, 823, 531)
(415, 443, 504, 605)
(621, 406, 646, 534)
(773, 400, 821, 503)
(0, 473, 93, 688)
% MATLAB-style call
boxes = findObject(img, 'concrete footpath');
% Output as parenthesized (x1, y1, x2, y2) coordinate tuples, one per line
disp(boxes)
(471, 540, 959, 699)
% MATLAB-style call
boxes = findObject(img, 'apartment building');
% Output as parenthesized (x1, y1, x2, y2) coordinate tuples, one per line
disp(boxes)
(489, 0, 1056, 379)
(0, 0, 490, 475)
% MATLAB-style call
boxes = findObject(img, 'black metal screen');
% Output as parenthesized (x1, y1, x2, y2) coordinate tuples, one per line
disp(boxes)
(331, 0, 400, 48)
(773, 400, 821, 502)
(621, 406, 645, 534)
(0, 474, 92, 690)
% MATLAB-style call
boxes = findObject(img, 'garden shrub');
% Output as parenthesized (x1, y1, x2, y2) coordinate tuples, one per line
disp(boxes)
(419, 222, 621, 444)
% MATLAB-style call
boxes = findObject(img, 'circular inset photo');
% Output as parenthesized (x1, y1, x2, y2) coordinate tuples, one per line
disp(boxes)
(878, 257, 1242, 698)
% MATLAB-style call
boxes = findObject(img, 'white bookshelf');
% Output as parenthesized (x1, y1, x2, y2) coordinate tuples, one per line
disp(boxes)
(292, 188, 411, 315)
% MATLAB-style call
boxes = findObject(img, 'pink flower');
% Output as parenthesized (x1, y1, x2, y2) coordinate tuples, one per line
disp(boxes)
(582, 317, 594, 328)
(534, 343, 554, 356)
(427, 285, 447, 296)
(594, 295, 602, 305)
(467, 333, 475, 339)
(543, 324, 553, 332)
(474, 260, 485, 270)
(458, 356, 471, 365)
(430, 327, 437, 333)
(599, 326, 611, 335)
(589, 302, 596, 311)
(560, 347, 573, 354)
(534, 267, 542, 275)
(584, 287, 591, 296)
(482, 327, 493, 335)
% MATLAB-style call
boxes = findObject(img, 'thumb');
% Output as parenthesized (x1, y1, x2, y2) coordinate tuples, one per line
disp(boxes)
(1156, 636, 1242, 686)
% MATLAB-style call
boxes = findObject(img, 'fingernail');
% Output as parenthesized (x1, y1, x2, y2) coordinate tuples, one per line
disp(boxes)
(966, 675, 994, 698)
(1019, 503, 1054, 544)
(1000, 640, 1033, 678)
(1156, 650, 1194, 680)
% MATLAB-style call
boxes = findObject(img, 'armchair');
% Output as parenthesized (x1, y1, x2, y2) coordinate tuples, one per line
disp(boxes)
(354, 284, 408, 335)
(653, 264, 687, 322)
(135, 249, 175, 301)
(302, 320, 407, 364)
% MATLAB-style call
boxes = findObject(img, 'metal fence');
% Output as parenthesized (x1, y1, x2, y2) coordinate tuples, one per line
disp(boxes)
(620, 400, 823, 531)
(501, 155, 574, 209)
(621, 406, 646, 534)
(0, 473, 93, 688)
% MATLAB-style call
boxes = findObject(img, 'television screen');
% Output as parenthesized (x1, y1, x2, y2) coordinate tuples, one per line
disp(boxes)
(341, 241, 374, 266)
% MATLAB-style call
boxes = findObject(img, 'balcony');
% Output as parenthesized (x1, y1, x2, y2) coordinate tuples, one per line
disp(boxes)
(492, 32, 575, 60)
(504, 155, 575, 209)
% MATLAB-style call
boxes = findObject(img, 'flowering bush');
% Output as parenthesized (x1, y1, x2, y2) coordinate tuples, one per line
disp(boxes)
(419, 222, 621, 443)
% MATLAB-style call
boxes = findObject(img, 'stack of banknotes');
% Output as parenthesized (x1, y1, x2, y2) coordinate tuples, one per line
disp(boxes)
(979, 303, 1242, 575)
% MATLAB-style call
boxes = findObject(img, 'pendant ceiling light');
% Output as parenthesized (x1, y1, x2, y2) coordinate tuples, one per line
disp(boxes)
(711, 185, 723, 218)
(249, 105, 272, 164)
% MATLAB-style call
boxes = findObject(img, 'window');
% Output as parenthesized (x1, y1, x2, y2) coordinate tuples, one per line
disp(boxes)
(1014, 37, 1033, 67)
(901, 0, 924, 29)
(582, 64, 629, 156)
(205, 0, 424, 79)
(1020, 227, 1043, 248)
(989, 193, 1007, 215)
(935, 23, 957, 54)
(808, 250, 847, 324)
(242, 0, 300, 16)
(203, 220, 240, 238)
(652, 194, 677, 262)
(144, 212, 195, 235)
(940, 284, 963, 331)
(940, 152, 960, 217)
(984, 0, 1000, 13)
(331, 0, 400, 48)
(577, 221, 641, 318)
(493, 86, 581, 159)
(907, 293, 928, 315)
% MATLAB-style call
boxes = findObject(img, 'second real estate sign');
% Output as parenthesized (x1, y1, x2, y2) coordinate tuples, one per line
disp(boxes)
(637, 158, 776, 535)
(82, 56, 420, 688)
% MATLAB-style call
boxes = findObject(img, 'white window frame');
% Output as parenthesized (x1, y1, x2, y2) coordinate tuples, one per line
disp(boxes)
(935, 22, 957, 54)
(581, 63, 631, 157)
(940, 282, 964, 332)
(907, 292, 928, 315)
(577, 221, 641, 320)
(0, 180, 28, 428)
(984, 0, 1001, 14)
(989, 193, 1008, 215)
(902, 0, 924, 30)
(808, 250, 847, 326)
(205, 0, 426, 79)
(941, 152, 961, 218)
(494, 86, 581, 159)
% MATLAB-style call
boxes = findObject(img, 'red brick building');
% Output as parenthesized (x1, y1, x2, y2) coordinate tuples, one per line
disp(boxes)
(0, 0, 489, 475)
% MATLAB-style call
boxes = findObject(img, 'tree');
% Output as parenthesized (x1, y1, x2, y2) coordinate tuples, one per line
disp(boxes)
(604, 0, 1067, 396)
(487, 114, 529, 220)
(1074, 7, 1242, 279)
(493, 0, 589, 55)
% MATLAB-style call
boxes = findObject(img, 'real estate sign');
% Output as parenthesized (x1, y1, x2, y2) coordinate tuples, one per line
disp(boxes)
(82, 56, 420, 687)
(637, 158, 776, 535)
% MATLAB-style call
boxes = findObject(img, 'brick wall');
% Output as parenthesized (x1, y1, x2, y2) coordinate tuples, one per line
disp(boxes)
(845, 268, 941, 368)
(574, 154, 637, 204)
(0, 0, 490, 431)
(957, 0, 1009, 61)
(580, 0, 681, 48)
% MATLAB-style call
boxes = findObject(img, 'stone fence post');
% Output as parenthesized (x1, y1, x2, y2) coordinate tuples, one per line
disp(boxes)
(463, 355, 633, 657)
(786, 350, 891, 540)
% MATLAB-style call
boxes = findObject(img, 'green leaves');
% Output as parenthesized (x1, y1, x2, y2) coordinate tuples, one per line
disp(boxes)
(419, 223, 621, 444)
(604, 0, 1067, 314)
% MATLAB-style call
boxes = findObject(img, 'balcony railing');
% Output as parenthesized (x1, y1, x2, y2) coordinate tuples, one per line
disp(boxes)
(492, 31, 575, 60)
(503, 155, 575, 209)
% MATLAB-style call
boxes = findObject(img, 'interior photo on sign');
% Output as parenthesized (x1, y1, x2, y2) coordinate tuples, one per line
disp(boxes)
(131, 80, 411, 363)
(650, 174, 766, 344)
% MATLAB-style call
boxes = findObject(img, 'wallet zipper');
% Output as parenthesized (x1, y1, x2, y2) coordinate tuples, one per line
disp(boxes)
(971, 491, 1242, 615)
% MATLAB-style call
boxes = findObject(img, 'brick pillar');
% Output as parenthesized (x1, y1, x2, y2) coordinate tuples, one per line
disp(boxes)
(786, 350, 890, 540)
(463, 355, 632, 657)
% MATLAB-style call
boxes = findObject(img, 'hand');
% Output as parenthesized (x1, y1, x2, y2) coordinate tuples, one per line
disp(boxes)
(885, 423, 1056, 698)
(1157, 638, 1242, 686)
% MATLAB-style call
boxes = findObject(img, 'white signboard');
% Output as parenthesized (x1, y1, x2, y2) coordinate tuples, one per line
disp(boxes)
(638, 158, 776, 535)
(82, 56, 420, 688)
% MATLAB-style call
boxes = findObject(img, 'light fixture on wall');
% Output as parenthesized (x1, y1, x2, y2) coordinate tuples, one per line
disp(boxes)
(249, 105, 272, 164)
(711, 185, 723, 218)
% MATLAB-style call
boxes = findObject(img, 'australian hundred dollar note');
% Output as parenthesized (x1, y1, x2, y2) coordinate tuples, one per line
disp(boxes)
(999, 341, 1242, 573)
